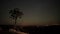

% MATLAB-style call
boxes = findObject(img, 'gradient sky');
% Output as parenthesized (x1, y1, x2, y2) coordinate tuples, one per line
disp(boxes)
(0, 0, 59, 26)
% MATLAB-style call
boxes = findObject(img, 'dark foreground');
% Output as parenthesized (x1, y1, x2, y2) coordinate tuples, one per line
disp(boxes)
(0, 25, 60, 34)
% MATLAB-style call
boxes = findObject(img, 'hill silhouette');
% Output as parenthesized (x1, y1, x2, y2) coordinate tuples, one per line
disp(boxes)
(0, 25, 60, 34)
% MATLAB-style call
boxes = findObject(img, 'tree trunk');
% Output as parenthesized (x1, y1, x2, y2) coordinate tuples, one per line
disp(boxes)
(15, 17, 17, 26)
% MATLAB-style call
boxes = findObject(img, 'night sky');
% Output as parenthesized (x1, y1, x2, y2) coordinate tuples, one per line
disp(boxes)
(0, 0, 60, 26)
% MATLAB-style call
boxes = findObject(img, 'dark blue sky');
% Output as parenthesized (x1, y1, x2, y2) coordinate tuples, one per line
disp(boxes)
(0, 0, 59, 26)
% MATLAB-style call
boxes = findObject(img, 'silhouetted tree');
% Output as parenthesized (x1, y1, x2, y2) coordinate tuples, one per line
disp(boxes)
(9, 8, 24, 26)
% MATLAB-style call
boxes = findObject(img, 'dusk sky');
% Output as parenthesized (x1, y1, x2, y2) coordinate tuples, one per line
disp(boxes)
(0, 0, 59, 26)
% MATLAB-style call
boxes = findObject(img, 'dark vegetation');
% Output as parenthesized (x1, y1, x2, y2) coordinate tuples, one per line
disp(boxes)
(0, 8, 60, 34)
(0, 25, 60, 34)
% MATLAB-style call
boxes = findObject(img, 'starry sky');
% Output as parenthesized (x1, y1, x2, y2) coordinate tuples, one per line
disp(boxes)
(0, 0, 60, 26)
